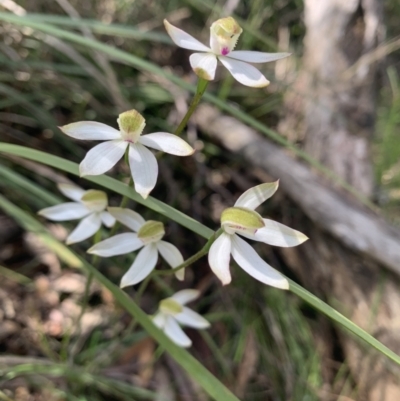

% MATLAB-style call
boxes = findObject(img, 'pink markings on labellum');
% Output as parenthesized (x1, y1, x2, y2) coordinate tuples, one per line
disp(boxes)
(221, 47, 230, 56)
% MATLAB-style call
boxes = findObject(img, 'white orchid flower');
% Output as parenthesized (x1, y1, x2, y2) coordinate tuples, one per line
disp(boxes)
(60, 109, 194, 199)
(208, 181, 308, 288)
(88, 207, 185, 287)
(38, 184, 115, 245)
(152, 289, 210, 348)
(164, 17, 290, 88)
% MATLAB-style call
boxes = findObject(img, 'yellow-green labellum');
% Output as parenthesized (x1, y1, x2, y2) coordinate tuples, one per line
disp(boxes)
(138, 220, 165, 244)
(221, 206, 264, 235)
(160, 298, 183, 315)
(118, 109, 146, 142)
(81, 190, 107, 212)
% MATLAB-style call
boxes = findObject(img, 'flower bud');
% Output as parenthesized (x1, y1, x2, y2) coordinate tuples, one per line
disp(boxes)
(159, 298, 183, 315)
(221, 206, 264, 235)
(118, 109, 146, 142)
(210, 17, 242, 56)
(81, 190, 108, 212)
(137, 220, 165, 244)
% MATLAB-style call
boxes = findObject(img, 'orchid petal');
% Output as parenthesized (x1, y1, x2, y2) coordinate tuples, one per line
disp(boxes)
(208, 232, 232, 285)
(242, 219, 308, 247)
(66, 213, 102, 245)
(157, 240, 185, 281)
(189, 53, 218, 81)
(100, 211, 116, 228)
(120, 244, 158, 287)
(219, 56, 269, 88)
(152, 312, 167, 329)
(57, 183, 85, 202)
(164, 316, 192, 348)
(231, 235, 288, 289)
(164, 20, 210, 52)
(175, 307, 210, 329)
(107, 207, 145, 232)
(88, 233, 143, 257)
(38, 202, 90, 221)
(228, 51, 290, 63)
(139, 133, 194, 156)
(170, 289, 200, 305)
(128, 143, 158, 199)
(234, 181, 279, 210)
(79, 140, 127, 176)
(60, 121, 121, 140)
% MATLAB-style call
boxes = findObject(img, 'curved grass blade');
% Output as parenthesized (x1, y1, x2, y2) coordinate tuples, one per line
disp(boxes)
(0, 193, 241, 401)
(1, 143, 400, 366)
(0, 12, 375, 210)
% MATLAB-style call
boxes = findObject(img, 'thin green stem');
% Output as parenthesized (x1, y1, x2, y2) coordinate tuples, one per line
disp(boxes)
(174, 78, 209, 136)
(156, 229, 221, 276)
(109, 176, 133, 236)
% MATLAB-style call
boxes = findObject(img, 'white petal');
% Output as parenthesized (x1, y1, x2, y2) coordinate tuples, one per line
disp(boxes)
(66, 213, 102, 245)
(139, 133, 194, 156)
(242, 219, 308, 247)
(100, 211, 116, 228)
(120, 244, 158, 287)
(219, 56, 270, 88)
(88, 233, 143, 257)
(228, 51, 290, 63)
(175, 307, 210, 329)
(156, 240, 185, 281)
(189, 53, 218, 81)
(38, 202, 90, 221)
(57, 183, 85, 202)
(164, 20, 210, 52)
(208, 232, 232, 285)
(231, 235, 288, 289)
(79, 140, 127, 177)
(107, 207, 145, 232)
(234, 181, 279, 210)
(170, 289, 200, 305)
(128, 143, 158, 199)
(164, 316, 192, 348)
(60, 121, 121, 140)
(152, 312, 167, 329)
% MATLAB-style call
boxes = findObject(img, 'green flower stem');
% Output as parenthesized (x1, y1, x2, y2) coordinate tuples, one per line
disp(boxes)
(109, 176, 133, 237)
(174, 78, 209, 137)
(156, 228, 222, 277)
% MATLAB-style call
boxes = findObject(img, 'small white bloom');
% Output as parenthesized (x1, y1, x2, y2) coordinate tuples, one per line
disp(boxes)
(164, 17, 290, 87)
(60, 109, 195, 199)
(152, 289, 210, 348)
(88, 207, 185, 287)
(208, 181, 308, 288)
(38, 184, 115, 245)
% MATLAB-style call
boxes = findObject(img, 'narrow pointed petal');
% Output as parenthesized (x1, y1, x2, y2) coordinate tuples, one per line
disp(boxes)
(107, 207, 145, 232)
(88, 233, 143, 257)
(38, 202, 90, 221)
(128, 143, 158, 199)
(234, 181, 279, 210)
(219, 56, 269, 88)
(60, 121, 121, 140)
(120, 244, 158, 287)
(57, 183, 85, 202)
(157, 240, 185, 281)
(231, 235, 289, 289)
(175, 307, 210, 329)
(208, 232, 232, 285)
(171, 289, 200, 305)
(164, 20, 210, 52)
(228, 51, 290, 63)
(242, 219, 308, 247)
(152, 312, 167, 329)
(139, 133, 194, 156)
(100, 211, 116, 228)
(66, 213, 102, 245)
(164, 316, 192, 348)
(189, 53, 218, 80)
(79, 140, 127, 177)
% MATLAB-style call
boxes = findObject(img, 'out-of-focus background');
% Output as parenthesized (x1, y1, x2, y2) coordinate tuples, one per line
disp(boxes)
(1, 0, 400, 400)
